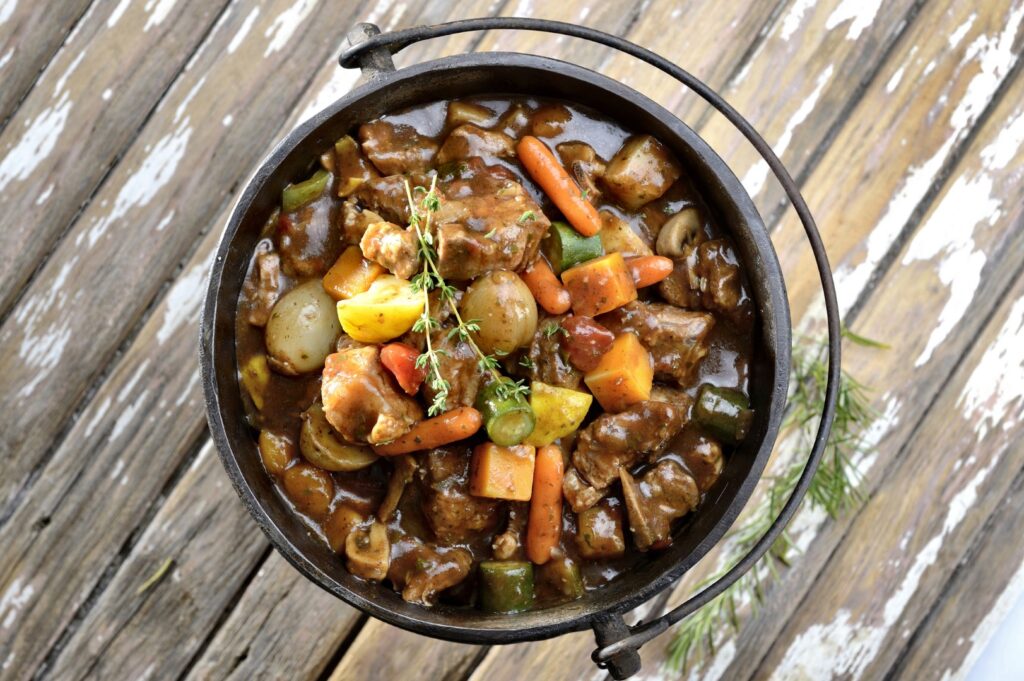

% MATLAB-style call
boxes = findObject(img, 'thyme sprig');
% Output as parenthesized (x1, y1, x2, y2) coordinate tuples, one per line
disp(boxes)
(665, 328, 883, 673)
(405, 178, 529, 415)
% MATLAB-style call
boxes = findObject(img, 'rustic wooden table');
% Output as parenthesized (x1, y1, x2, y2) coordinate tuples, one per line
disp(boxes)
(1, 0, 1023, 679)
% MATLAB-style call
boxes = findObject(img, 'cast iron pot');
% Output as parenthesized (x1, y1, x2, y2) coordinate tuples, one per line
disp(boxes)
(200, 18, 841, 679)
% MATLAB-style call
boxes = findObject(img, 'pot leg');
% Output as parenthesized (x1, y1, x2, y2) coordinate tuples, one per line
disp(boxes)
(592, 614, 642, 680)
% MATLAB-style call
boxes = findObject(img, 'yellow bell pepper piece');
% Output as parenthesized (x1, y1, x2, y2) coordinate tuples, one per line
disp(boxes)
(336, 275, 423, 343)
(583, 332, 652, 412)
(525, 381, 593, 446)
(323, 246, 385, 300)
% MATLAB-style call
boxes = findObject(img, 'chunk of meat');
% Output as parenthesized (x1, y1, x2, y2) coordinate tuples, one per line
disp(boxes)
(491, 502, 529, 560)
(620, 460, 699, 550)
(658, 240, 753, 330)
(557, 142, 606, 204)
(245, 241, 282, 327)
(436, 124, 515, 165)
(575, 498, 626, 559)
(340, 200, 385, 245)
(359, 120, 438, 175)
(277, 196, 341, 277)
(657, 244, 702, 308)
(602, 135, 681, 210)
(572, 398, 690, 491)
(352, 173, 428, 224)
(525, 316, 582, 389)
(420, 448, 501, 543)
(359, 221, 419, 280)
(321, 346, 423, 445)
(562, 468, 607, 514)
(601, 301, 715, 385)
(422, 331, 485, 409)
(433, 162, 550, 280)
(389, 540, 473, 605)
(680, 430, 724, 492)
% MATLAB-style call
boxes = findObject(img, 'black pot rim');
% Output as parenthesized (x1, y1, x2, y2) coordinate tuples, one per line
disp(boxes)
(200, 50, 791, 645)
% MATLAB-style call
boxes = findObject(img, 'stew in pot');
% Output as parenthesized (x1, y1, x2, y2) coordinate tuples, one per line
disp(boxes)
(235, 95, 755, 613)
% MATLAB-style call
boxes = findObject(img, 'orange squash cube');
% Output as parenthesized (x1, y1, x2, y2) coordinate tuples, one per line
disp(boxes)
(584, 332, 653, 412)
(470, 443, 536, 501)
(560, 252, 637, 317)
(323, 246, 385, 300)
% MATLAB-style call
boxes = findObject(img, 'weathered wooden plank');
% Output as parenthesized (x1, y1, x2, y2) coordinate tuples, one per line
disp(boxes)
(327, 622, 483, 681)
(754, 268, 1024, 680)
(0, 0, 93, 127)
(637, 20, 1024, 678)
(892, 465, 1024, 681)
(0, 0, 361, 517)
(38, 443, 268, 681)
(0, 0, 232, 321)
(182, 552, 361, 681)
(0, 2, 508, 678)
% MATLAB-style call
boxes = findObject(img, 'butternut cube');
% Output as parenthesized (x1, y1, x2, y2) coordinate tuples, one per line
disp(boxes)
(470, 443, 536, 501)
(583, 332, 653, 412)
(560, 252, 637, 317)
(323, 245, 385, 300)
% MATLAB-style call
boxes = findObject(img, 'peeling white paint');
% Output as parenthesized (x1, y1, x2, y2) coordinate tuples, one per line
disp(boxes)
(36, 182, 54, 205)
(228, 6, 260, 54)
(174, 75, 207, 124)
(958, 294, 1024, 440)
(742, 65, 834, 197)
(119, 358, 152, 401)
(264, 0, 317, 57)
(949, 14, 977, 49)
(779, 0, 816, 41)
(0, 47, 13, 71)
(84, 119, 192, 248)
(294, 68, 363, 127)
(107, 0, 131, 28)
(102, 88, 113, 101)
(110, 391, 146, 441)
(222, 114, 233, 126)
(155, 210, 174, 232)
(175, 367, 202, 408)
(0, 0, 16, 25)
(825, 0, 883, 40)
(0, 92, 72, 192)
(157, 255, 211, 345)
(885, 64, 906, 93)
(943, 557, 1024, 680)
(84, 396, 112, 438)
(109, 458, 126, 480)
(0, 578, 35, 631)
(143, 0, 178, 32)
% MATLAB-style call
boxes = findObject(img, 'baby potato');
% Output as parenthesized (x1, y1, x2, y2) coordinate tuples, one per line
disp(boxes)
(335, 275, 424, 343)
(282, 463, 334, 519)
(459, 271, 538, 355)
(265, 280, 341, 375)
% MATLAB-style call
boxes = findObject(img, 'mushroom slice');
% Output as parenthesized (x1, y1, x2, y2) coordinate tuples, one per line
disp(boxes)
(346, 522, 390, 581)
(300, 401, 379, 472)
(377, 455, 418, 522)
(620, 460, 700, 551)
(655, 207, 701, 258)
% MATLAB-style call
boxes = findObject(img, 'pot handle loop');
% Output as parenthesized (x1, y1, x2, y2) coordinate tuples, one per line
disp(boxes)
(346, 23, 396, 81)
(341, 18, 842, 678)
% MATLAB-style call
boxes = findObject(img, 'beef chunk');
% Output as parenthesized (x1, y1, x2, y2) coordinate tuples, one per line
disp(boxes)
(422, 331, 485, 409)
(601, 301, 714, 386)
(658, 240, 753, 331)
(352, 174, 427, 224)
(277, 196, 340, 277)
(244, 240, 282, 327)
(389, 539, 473, 605)
(602, 135, 681, 210)
(525, 316, 582, 389)
(562, 468, 607, 514)
(620, 460, 699, 550)
(340, 200, 385, 245)
(321, 346, 423, 445)
(575, 498, 626, 559)
(572, 398, 690, 491)
(491, 502, 529, 560)
(359, 221, 419, 280)
(359, 120, 438, 175)
(421, 448, 501, 543)
(436, 124, 515, 165)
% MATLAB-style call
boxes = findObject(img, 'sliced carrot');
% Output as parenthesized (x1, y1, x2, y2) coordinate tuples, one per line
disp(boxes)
(517, 136, 602, 237)
(520, 258, 572, 315)
(625, 255, 674, 288)
(526, 445, 564, 564)
(380, 343, 426, 395)
(560, 252, 637, 317)
(374, 406, 483, 456)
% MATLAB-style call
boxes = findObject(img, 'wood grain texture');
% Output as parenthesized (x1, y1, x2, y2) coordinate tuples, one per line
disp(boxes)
(0, 0, 92, 127)
(0, 0, 361, 521)
(893, 461, 1024, 681)
(0, 0, 230, 320)
(327, 622, 483, 681)
(182, 552, 361, 681)
(638, 24, 1024, 678)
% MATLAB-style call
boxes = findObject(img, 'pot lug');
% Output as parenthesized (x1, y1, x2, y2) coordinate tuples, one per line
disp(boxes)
(346, 23, 395, 82)
(592, 614, 642, 679)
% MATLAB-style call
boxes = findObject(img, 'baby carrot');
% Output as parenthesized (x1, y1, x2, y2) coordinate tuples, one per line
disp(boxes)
(520, 259, 572, 315)
(374, 406, 483, 456)
(517, 136, 602, 237)
(525, 444, 565, 565)
(625, 255, 674, 288)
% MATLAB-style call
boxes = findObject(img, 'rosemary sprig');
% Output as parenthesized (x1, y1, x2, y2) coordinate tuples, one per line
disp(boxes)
(665, 329, 883, 673)
(405, 178, 528, 415)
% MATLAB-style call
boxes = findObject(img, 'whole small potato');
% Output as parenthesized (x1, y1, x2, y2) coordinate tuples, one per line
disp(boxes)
(265, 279, 341, 375)
(459, 271, 538, 355)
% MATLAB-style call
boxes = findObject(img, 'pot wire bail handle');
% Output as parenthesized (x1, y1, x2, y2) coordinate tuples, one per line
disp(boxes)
(341, 18, 842, 680)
